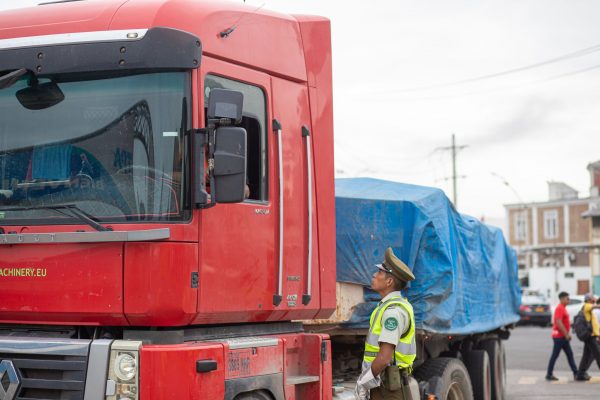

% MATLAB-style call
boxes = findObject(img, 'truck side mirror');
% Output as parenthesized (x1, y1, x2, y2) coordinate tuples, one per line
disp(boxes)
(213, 126, 247, 203)
(207, 88, 243, 122)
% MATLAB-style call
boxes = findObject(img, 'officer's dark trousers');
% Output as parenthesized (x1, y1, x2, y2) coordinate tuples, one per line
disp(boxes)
(578, 337, 600, 373)
(547, 337, 578, 376)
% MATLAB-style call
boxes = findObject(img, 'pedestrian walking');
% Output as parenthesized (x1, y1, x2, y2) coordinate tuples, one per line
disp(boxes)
(594, 297, 600, 370)
(593, 297, 600, 329)
(545, 291, 579, 381)
(575, 293, 600, 381)
(355, 247, 416, 400)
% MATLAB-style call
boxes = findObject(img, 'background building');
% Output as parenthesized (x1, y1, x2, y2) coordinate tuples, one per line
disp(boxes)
(584, 160, 600, 297)
(505, 161, 600, 303)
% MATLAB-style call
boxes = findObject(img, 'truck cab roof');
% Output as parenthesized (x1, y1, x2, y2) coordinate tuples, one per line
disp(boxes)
(0, 0, 329, 83)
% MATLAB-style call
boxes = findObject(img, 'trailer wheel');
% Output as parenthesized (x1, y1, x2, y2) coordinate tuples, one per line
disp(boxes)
(479, 340, 505, 400)
(233, 389, 274, 400)
(414, 357, 474, 400)
(463, 350, 491, 400)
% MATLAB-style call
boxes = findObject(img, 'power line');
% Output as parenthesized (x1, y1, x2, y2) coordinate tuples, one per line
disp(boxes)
(372, 62, 600, 103)
(335, 137, 443, 175)
(374, 43, 600, 94)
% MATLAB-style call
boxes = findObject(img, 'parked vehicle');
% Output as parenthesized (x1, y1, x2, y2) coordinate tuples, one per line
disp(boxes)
(519, 288, 551, 326)
(551, 294, 585, 324)
(0, 1, 520, 399)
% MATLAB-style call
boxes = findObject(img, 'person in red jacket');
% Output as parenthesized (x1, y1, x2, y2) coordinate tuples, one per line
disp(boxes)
(545, 291, 579, 381)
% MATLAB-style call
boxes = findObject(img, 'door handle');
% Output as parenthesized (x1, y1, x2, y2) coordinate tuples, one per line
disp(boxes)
(196, 359, 218, 373)
(302, 125, 312, 306)
(273, 118, 284, 306)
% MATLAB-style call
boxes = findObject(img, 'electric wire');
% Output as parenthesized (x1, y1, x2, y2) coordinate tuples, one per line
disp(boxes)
(371, 62, 600, 102)
(374, 43, 600, 94)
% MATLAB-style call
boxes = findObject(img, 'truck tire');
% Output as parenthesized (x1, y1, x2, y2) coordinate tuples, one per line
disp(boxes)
(479, 340, 505, 400)
(414, 357, 474, 400)
(463, 350, 491, 400)
(233, 390, 274, 400)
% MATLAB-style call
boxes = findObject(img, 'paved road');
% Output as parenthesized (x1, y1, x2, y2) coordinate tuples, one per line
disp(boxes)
(505, 326, 599, 399)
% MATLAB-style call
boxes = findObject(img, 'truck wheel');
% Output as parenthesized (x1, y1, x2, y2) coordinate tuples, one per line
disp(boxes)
(463, 350, 491, 400)
(234, 390, 274, 400)
(414, 357, 474, 400)
(479, 340, 505, 400)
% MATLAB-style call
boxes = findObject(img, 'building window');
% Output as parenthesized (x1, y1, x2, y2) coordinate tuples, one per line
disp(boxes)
(544, 210, 559, 239)
(543, 258, 559, 267)
(204, 75, 268, 201)
(514, 211, 528, 241)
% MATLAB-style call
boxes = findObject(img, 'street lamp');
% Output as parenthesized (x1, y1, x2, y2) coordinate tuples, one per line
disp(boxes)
(491, 172, 526, 205)
(491, 172, 530, 285)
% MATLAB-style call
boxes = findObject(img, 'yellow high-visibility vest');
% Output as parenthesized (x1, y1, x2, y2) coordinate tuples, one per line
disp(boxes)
(363, 295, 416, 370)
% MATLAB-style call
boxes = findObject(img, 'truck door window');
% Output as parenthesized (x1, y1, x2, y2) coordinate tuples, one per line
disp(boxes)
(204, 75, 267, 201)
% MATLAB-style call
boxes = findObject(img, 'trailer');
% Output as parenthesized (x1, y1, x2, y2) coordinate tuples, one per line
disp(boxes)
(308, 178, 520, 400)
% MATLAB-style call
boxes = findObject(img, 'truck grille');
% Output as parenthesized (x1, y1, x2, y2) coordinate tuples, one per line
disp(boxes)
(0, 337, 90, 400)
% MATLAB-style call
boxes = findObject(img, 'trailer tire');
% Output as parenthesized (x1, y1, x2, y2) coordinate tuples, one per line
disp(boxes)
(463, 350, 491, 400)
(479, 340, 505, 400)
(414, 357, 474, 400)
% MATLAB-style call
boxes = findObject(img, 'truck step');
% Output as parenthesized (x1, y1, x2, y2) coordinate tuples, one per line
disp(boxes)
(286, 375, 320, 385)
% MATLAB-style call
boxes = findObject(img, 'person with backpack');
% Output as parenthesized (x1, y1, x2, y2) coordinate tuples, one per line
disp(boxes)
(594, 298, 600, 369)
(545, 292, 579, 381)
(575, 293, 600, 381)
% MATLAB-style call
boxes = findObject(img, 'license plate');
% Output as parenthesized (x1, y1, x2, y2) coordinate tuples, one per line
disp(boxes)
(535, 307, 544, 312)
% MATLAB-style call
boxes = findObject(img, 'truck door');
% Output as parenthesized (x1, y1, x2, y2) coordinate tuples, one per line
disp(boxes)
(196, 59, 277, 323)
(271, 76, 320, 319)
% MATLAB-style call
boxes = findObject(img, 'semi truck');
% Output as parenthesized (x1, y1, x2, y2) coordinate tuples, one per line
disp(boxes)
(0, 1, 520, 399)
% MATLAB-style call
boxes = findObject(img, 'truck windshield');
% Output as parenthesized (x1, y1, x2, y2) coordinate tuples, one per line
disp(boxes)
(0, 71, 190, 224)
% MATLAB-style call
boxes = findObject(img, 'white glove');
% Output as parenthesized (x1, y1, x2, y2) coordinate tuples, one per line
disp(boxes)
(357, 368, 381, 390)
(354, 368, 381, 399)
(354, 383, 369, 400)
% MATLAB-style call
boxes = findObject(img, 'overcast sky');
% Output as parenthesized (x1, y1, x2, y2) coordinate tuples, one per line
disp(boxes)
(2, 0, 599, 225)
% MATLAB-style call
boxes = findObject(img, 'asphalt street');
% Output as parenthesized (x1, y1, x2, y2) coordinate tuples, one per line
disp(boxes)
(505, 326, 600, 399)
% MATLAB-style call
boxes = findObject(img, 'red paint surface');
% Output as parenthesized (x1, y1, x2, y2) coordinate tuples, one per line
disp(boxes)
(0, 0, 335, 327)
(224, 341, 284, 379)
(140, 342, 225, 399)
(296, 18, 337, 319)
(124, 242, 198, 326)
(281, 333, 331, 400)
(0, 243, 126, 324)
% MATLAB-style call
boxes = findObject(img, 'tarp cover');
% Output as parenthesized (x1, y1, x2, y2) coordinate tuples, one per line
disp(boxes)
(336, 178, 520, 334)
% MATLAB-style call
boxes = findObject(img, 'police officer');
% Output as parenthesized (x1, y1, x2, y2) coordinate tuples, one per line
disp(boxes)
(355, 247, 416, 400)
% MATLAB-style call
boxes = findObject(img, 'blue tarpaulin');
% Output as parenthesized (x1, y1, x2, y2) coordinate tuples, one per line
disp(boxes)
(335, 178, 520, 335)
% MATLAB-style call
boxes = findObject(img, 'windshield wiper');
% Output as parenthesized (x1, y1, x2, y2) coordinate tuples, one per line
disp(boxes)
(1, 204, 112, 232)
(0, 68, 28, 90)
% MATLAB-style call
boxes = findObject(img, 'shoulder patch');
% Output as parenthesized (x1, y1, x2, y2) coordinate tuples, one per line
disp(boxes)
(384, 317, 399, 331)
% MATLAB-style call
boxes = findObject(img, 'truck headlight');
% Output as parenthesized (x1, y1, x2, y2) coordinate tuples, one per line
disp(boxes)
(114, 353, 137, 381)
(106, 340, 142, 400)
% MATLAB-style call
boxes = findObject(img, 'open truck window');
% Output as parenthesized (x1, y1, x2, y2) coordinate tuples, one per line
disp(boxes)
(204, 74, 267, 202)
(0, 71, 191, 224)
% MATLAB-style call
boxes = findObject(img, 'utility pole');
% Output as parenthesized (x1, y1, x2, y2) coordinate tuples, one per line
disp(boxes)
(436, 133, 467, 208)
(451, 134, 458, 207)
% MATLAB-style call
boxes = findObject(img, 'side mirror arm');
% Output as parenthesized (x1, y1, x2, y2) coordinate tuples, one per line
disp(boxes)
(192, 128, 214, 209)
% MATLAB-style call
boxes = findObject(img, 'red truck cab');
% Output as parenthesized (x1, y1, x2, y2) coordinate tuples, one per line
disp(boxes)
(0, 1, 335, 398)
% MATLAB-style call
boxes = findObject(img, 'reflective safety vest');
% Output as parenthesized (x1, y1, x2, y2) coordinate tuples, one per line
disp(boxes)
(363, 295, 416, 371)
